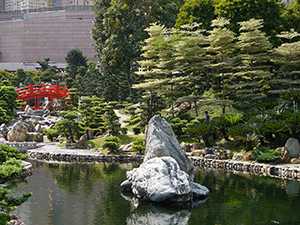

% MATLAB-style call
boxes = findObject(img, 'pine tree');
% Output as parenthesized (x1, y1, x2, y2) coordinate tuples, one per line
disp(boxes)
(174, 22, 209, 116)
(233, 18, 273, 111)
(270, 28, 300, 110)
(205, 18, 237, 114)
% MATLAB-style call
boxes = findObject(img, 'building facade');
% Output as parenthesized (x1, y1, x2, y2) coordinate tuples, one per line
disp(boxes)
(0, 6, 97, 64)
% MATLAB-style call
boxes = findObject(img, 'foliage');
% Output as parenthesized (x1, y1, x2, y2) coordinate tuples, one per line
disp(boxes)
(132, 127, 141, 135)
(0, 145, 31, 225)
(55, 111, 83, 142)
(175, 0, 217, 30)
(0, 145, 27, 164)
(43, 128, 60, 141)
(92, 0, 184, 100)
(214, 0, 284, 45)
(37, 57, 51, 72)
(252, 147, 281, 162)
(206, 17, 237, 114)
(65, 48, 88, 81)
(103, 104, 121, 135)
(129, 116, 141, 125)
(102, 136, 121, 151)
(132, 137, 146, 154)
(0, 186, 31, 225)
(168, 117, 187, 137)
(184, 118, 217, 147)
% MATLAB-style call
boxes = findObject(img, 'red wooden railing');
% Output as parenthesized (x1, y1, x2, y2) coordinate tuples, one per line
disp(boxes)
(15, 84, 70, 110)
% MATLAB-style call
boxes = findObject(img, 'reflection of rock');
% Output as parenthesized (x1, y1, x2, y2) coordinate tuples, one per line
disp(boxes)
(126, 157, 192, 202)
(7, 121, 28, 142)
(126, 205, 191, 225)
(285, 180, 300, 198)
(285, 138, 300, 158)
(121, 115, 209, 204)
(144, 115, 194, 179)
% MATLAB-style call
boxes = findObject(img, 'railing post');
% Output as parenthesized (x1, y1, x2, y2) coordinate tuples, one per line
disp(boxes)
(29, 84, 33, 94)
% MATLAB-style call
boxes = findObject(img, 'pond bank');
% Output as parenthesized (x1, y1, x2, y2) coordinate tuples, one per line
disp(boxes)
(24, 142, 300, 181)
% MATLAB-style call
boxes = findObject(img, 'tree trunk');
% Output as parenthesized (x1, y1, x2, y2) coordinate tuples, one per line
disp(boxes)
(68, 126, 74, 142)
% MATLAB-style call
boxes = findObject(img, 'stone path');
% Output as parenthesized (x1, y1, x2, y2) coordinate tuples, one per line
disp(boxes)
(114, 109, 134, 135)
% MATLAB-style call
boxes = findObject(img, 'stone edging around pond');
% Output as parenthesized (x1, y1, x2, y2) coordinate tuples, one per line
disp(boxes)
(25, 144, 300, 181)
(191, 157, 300, 181)
(27, 150, 144, 163)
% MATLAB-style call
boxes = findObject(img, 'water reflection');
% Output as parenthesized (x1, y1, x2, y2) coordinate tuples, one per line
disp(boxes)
(7, 161, 300, 225)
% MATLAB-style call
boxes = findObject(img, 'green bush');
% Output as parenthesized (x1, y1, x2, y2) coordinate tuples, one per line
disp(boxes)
(133, 127, 141, 135)
(129, 116, 141, 125)
(102, 136, 121, 151)
(102, 142, 120, 151)
(43, 129, 60, 141)
(92, 128, 101, 136)
(104, 136, 121, 143)
(120, 127, 128, 134)
(0, 145, 27, 163)
(252, 147, 281, 163)
(132, 137, 146, 154)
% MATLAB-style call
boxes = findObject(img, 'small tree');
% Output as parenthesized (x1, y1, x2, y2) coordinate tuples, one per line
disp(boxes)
(103, 103, 121, 135)
(55, 111, 82, 142)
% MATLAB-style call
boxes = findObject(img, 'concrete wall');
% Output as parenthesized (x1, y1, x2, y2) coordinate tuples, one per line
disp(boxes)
(0, 7, 97, 63)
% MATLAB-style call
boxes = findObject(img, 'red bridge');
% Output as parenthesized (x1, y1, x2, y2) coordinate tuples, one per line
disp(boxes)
(15, 84, 70, 110)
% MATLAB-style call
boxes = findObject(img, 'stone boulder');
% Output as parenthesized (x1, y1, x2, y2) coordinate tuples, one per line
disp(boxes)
(27, 132, 43, 142)
(35, 124, 42, 133)
(24, 105, 34, 115)
(232, 153, 244, 160)
(274, 147, 290, 163)
(123, 157, 193, 202)
(121, 115, 209, 204)
(43, 101, 54, 112)
(243, 151, 255, 161)
(0, 123, 9, 138)
(214, 149, 233, 160)
(119, 143, 132, 152)
(144, 115, 194, 179)
(285, 138, 300, 158)
(76, 135, 87, 149)
(7, 121, 28, 142)
(191, 149, 204, 157)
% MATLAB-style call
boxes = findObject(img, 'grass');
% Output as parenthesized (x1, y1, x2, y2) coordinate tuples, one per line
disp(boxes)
(86, 134, 144, 151)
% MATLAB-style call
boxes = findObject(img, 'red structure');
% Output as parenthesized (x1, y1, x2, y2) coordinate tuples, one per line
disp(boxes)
(15, 84, 70, 110)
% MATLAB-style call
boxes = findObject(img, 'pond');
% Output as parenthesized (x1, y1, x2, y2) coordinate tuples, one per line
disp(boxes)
(6, 160, 300, 225)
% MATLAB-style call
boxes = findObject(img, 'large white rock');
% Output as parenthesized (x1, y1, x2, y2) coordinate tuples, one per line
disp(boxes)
(144, 115, 194, 179)
(125, 157, 192, 202)
(285, 138, 300, 158)
(7, 121, 28, 142)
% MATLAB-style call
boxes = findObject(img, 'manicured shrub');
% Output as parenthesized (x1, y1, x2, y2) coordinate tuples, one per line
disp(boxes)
(102, 142, 120, 151)
(133, 127, 141, 135)
(132, 137, 146, 154)
(129, 116, 141, 125)
(120, 127, 128, 134)
(102, 136, 121, 151)
(43, 128, 60, 142)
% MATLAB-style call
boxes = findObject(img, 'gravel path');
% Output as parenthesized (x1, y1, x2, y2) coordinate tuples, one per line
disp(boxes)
(114, 109, 134, 135)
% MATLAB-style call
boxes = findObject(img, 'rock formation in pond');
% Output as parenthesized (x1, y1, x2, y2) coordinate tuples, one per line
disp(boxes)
(121, 115, 209, 203)
(144, 115, 194, 179)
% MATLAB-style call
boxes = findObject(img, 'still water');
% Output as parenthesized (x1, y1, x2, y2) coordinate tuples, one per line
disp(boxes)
(6, 160, 300, 225)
